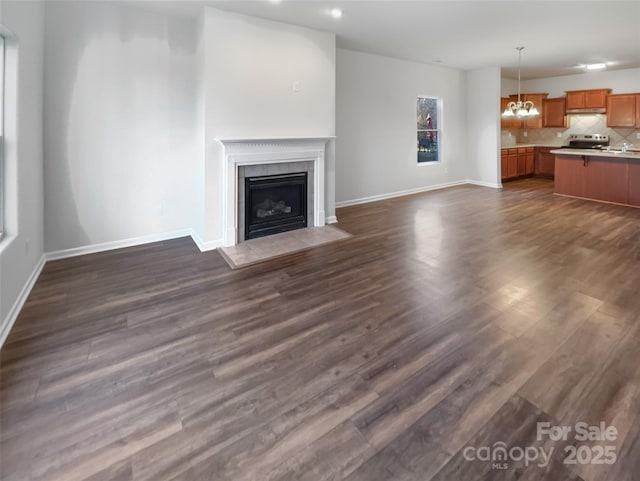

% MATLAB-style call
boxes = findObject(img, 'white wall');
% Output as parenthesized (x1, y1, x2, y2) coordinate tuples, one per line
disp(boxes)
(466, 67, 501, 187)
(520, 68, 640, 97)
(198, 7, 336, 243)
(43, 1, 198, 253)
(335, 48, 467, 205)
(0, 1, 45, 343)
(193, 12, 206, 242)
(501, 77, 518, 97)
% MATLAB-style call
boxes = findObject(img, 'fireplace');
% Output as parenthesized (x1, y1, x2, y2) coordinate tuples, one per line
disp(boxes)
(245, 172, 308, 240)
(218, 137, 331, 247)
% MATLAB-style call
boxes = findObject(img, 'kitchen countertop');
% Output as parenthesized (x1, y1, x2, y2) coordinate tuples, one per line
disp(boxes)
(550, 148, 640, 160)
(501, 144, 562, 149)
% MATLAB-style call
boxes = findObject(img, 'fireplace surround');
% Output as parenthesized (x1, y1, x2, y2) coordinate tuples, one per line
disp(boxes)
(218, 138, 331, 246)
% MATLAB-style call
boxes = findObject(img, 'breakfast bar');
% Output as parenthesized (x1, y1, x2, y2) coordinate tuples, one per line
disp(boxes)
(551, 148, 640, 207)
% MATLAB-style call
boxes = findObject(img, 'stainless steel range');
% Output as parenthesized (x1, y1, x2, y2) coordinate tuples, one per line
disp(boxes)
(561, 134, 610, 150)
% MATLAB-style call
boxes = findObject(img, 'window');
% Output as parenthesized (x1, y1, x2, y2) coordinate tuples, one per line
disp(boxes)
(0, 34, 4, 240)
(417, 96, 440, 163)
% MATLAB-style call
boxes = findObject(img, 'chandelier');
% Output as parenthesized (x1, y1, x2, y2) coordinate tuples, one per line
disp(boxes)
(502, 47, 539, 118)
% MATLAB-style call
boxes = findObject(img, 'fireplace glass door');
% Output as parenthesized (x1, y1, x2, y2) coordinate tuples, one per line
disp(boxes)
(245, 173, 308, 240)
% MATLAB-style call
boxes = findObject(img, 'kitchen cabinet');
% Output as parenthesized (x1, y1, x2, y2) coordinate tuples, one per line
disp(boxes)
(501, 94, 547, 129)
(584, 157, 629, 204)
(517, 148, 528, 175)
(542, 98, 566, 128)
(501, 150, 508, 181)
(507, 149, 518, 178)
(500, 97, 511, 129)
(518, 147, 534, 176)
(500, 96, 522, 129)
(535, 147, 555, 178)
(606, 93, 640, 128)
(501, 147, 534, 181)
(526, 151, 534, 174)
(554, 154, 587, 198)
(555, 152, 639, 207)
(522, 93, 548, 129)
(565, 89, 610, 111)
(629, 162, 640, 207)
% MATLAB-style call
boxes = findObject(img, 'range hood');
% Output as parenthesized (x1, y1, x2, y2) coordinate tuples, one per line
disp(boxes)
(565, 107, 606, 114)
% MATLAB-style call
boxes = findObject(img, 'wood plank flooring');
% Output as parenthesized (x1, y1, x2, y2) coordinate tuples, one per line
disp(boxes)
(1, 178, 639, 481)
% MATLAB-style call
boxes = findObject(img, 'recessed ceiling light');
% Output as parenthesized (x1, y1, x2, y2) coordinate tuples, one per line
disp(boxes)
(329, 8, 342, 19)
(586, 63, 606, 70)
(268, 0, 282, 3)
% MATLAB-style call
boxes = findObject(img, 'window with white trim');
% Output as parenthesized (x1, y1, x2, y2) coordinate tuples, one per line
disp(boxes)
(417, 96, 440, 163)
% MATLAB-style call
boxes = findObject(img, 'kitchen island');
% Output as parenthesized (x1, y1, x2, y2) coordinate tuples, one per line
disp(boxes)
(551, 149, 640, 207)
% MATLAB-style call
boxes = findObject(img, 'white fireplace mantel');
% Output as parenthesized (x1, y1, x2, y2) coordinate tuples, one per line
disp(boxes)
(218, 137, 333, 247)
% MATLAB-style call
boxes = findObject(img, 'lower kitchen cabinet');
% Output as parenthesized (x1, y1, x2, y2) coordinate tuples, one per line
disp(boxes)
(535, 147, 555, 178)
(517, 148, 528, 176)
(584, 157, 629, 204)
(555, 154, 586, 198)
(501, 151, 508, 181)
(555, 153, 639, 207)
(508, 149, 518, 178)
(629, 162, 640, 206)
(525, 149, 534, 174)
(502, 147, 534, 181)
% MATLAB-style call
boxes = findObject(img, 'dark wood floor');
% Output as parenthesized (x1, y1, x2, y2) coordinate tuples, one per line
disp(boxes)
(2, 178, 639, 481)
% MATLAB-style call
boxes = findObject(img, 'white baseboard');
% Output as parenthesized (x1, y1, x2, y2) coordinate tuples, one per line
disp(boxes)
(335, 180, 468, 208)
(1, 254, 46, 348)
(466, 179, 503, 189)
(325, 216, 338, 224)
(190, 229, 222, 252)
(45, 229, 193, 261)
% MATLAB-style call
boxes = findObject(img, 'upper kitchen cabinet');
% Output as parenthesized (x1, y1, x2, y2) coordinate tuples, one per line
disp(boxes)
(522, 93, 548, 129)
(542, 97, 567, 128)
(565, 89, 610, 113)
(500, 94, 548, 129)
(606, 93, 640, 128)
(500, 96, 522, 129)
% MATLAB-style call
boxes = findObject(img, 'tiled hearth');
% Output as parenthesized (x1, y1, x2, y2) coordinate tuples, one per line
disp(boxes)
(218, 225, 351, 269)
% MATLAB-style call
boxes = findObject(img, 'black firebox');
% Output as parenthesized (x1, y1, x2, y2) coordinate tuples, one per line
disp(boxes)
(245, 172, 308, 240)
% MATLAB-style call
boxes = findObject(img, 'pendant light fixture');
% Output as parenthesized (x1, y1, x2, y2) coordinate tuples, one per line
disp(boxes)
(502, 47, 539, 118)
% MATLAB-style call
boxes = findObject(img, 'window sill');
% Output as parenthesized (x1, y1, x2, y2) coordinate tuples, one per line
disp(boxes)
(0, 233, 15, 255)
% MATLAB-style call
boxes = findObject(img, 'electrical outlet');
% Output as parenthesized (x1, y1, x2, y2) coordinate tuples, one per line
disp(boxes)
(636, 132, 640, 140)
(557, 132, 562, 138)
(292, 80, 301, 92)
(523, 131, 528, 137)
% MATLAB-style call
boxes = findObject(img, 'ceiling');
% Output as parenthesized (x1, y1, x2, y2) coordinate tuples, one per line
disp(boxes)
(112, 0, 640, 79)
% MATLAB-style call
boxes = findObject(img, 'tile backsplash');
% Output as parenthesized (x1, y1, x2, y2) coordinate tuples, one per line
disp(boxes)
(501, 114, 639, 149)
